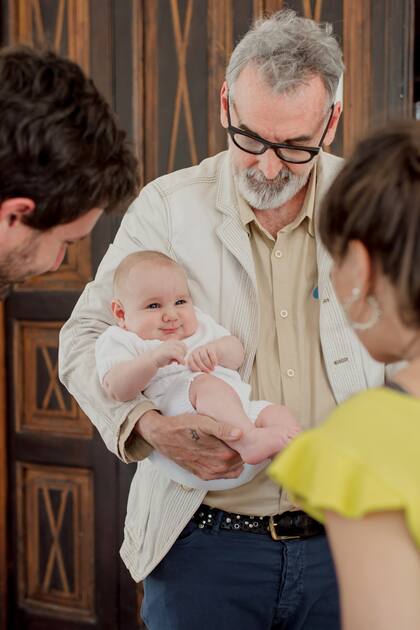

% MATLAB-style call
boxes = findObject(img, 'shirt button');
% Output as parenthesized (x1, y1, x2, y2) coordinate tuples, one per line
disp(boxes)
(286, 368, 295, 378)
(280, 309, 288, 318)
(274, 250, 283, 259)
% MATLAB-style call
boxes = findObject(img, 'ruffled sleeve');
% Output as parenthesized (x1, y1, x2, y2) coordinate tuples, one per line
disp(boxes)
(269, 389, 420, 549)
(268, 430, 404, 526)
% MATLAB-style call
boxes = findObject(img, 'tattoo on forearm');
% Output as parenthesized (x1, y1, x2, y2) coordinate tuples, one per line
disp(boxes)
(190, 429, 200, 442)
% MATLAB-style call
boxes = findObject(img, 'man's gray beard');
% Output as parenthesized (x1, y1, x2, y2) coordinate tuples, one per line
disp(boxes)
(235, 166, 311, 210)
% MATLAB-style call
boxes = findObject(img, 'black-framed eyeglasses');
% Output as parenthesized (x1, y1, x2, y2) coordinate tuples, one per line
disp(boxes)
(226, 96, 334, 164)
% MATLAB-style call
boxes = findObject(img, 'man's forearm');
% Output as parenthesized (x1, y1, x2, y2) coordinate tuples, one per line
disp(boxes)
(135, 408, 163, 447)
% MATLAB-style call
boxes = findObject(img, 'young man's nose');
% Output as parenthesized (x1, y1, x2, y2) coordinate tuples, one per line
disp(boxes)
(50, 247, 66, 272)
(257, 149, 284, 180)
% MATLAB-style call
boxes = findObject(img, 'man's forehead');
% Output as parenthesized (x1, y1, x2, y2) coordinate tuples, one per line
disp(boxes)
(231, 76, 329, 140)
(232, 66, 328, 114)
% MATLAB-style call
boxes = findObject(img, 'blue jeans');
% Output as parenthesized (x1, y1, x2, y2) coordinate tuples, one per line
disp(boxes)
(142, 515, 340, 630)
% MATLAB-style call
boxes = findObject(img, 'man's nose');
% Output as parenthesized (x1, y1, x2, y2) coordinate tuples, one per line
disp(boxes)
(257, 149, 283, 180)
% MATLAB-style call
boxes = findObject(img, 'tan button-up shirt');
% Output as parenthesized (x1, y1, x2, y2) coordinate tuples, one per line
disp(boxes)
(204, 166, 337, 515)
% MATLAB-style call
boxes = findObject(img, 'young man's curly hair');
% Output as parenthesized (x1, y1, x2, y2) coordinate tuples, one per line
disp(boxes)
(0, 46, 140, 230)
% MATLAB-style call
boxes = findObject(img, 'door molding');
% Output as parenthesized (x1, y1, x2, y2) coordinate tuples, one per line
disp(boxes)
(0, 302, 7, 630)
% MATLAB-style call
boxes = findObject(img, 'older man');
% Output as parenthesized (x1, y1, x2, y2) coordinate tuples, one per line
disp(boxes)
(60, 9, 385, 630)
(0, 46, 139, 297)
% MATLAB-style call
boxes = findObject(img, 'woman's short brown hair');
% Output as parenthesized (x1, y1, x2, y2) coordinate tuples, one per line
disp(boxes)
(319, 120, 420, 326)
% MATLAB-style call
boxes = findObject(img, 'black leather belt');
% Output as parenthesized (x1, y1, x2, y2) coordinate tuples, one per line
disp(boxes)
(193, 505, 325, 541)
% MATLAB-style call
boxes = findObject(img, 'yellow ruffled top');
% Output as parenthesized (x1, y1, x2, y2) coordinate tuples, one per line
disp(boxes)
(268, 388, 420, 548)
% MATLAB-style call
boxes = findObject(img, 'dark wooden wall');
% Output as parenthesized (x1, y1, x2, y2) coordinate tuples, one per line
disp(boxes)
(0, 1, 414, 628)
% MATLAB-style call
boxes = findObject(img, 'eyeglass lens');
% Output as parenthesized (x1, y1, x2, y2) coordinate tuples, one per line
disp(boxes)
(230, 132, 315, 163)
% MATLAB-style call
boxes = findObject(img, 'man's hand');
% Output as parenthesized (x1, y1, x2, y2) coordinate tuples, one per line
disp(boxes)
(187, 343, 218, 373)
(152, 341, 187, 368)
(136, 409, 244, 480)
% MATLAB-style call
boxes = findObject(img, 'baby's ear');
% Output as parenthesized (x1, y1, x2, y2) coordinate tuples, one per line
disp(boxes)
(111, 299, 126, 327)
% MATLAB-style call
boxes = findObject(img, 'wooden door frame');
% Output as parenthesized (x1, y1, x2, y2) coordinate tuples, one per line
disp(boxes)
(0, 302, 7, 630)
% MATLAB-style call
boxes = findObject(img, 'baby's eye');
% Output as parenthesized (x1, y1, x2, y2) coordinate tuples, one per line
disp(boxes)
(175, 299, 187, 305)
(146, 303, 160, 309)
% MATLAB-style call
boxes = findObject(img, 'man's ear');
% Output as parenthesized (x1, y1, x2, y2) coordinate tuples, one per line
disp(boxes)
(111, 299, 126, 328)
(0, 198, 35, 227)
(220, 80, 229, 129)
(323, 102, 342, 148)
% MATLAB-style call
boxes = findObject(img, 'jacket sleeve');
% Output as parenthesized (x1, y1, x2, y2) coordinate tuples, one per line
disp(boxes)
(58, 184, 172, 463)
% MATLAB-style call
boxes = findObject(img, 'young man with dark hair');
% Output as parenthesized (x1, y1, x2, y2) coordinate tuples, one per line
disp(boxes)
(0, 46, 139, 297)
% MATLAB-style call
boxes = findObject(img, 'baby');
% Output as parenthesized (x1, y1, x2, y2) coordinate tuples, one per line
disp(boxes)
(95, 251, 301, 490)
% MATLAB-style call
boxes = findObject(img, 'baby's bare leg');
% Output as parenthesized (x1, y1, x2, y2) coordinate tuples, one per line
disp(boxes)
(189, 376, 301, 465)
(189, 373, 253, 432)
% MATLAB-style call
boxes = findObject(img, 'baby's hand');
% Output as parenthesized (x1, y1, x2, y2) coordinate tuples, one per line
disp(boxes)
(187, 343, 218, 372)
(152, 341, 187, 368)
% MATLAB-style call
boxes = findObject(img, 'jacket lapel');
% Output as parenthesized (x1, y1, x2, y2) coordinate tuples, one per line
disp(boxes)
(214, 154, 257, 289)
(214, 154, 259, 379)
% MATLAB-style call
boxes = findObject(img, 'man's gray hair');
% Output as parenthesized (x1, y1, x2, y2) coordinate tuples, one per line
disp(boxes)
(226, 9, 344, 107)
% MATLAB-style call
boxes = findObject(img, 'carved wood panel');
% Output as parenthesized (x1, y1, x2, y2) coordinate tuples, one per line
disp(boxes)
(1, 2, 414, 630)
(144, 0, 209, 181)
(16, 462, 94, 620)
(14, 321, 92, 438)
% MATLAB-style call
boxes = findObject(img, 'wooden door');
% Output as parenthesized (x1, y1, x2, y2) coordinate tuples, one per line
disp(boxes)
(0, 1, 413, 628)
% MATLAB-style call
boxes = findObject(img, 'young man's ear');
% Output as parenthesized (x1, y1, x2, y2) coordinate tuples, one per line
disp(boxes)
(0, 198, 35, 227)
(111, 299, 126, 328)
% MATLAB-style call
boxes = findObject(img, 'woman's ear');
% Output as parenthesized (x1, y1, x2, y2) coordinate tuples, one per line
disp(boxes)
(331, 239, 373, 312)
(111, 299, 126, 328)
(0, 198, 35, 227)
(345, 240, 373, 298)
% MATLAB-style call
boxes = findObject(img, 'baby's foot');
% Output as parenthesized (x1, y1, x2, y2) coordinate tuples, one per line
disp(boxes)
(233, 405, 301, 464)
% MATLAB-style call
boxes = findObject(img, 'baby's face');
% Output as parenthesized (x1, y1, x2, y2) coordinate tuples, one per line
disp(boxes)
(119, 262, 198, 341)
